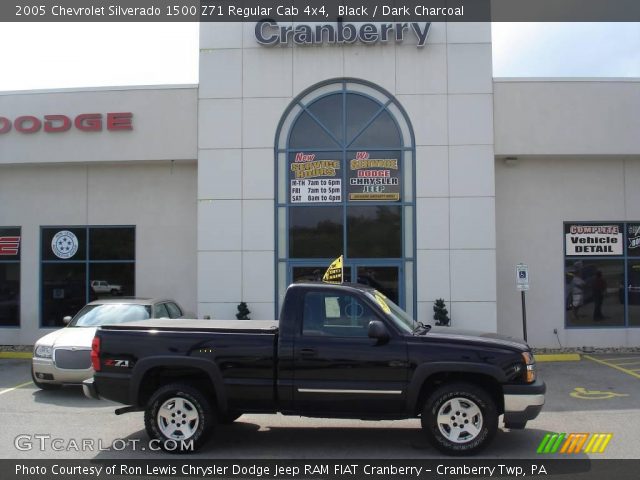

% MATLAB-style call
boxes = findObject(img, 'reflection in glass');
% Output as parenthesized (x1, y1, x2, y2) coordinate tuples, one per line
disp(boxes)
(90, 228, 135, 260)
(347, 206, 402, 258)
(357, 266, 399, 304)
(42, 263, 87, 327)
(89, 263, 135, 302)
(69, 303, 151, 327)
(346, 94, 383, 145)
(350, 110, 401, 148)
(565, 260, 624, 327)
(0, 264, 19, 326)
(289, 207, 343, 258)
(293, 266, 352, 283)
(307, 94, 344, 144)
(289, 111, 340, 149)
(628, 262, 640, 326)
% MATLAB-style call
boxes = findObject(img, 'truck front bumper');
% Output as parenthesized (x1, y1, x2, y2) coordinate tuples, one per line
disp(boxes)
(502, 378, 546, 429)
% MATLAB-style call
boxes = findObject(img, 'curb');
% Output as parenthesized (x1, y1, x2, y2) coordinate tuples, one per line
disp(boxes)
(0, 352, 32, 359)
(535, 353, 581, 362)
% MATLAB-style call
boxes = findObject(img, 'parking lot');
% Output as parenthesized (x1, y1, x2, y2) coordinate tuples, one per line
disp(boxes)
(0, 355, 639, 459)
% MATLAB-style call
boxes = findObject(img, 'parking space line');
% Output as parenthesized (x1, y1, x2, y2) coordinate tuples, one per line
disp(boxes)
(613, 361, 640, 366)
(0, 380, 33, 396)
(583, 355, 640, 380)
(595, 356, 640, 362)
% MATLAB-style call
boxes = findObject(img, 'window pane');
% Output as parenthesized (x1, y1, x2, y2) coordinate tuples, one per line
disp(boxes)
(627, 223, 640, 257)
(345, 94, 382, 145)
(42, 227, 86, 261)
(350, 110, 401, 148)
(628, 262, 640, 326)
(0, 227, 21, 260)
(293, 266, 352, 283)
(289, 151, 342, 204)
(289, 111, 340, 149)
(347, 206, 402, 258)
(89, 263, 135, 302)
(42, 263, 87, 327)
(565, 260, 624, 327)
(307, 93, 344, 145)
(347, 150, 401, 202)
(90, 227, 135, 260)
(155, 303, 170, 318)
(302, 291, 375, 337)
(356, 266, 399, 304)
(166, 302, 182, 319)
(289, 207, 343, 258)
(0, 263, 19, 326)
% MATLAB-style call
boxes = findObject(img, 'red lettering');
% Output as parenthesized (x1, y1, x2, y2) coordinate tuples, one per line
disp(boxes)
(355, 151, 370, 159)
(106, 112, 133, 131)
(0, 117, 11, 134)
(14, 116, 41, 133)
(74, 113, 102, 132)
(0, 236, 20, 256)
(294, 152, 316, 163)
(44, 115, 72, 133)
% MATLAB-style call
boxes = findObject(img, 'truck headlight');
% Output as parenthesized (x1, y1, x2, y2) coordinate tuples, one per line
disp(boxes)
(522, 351, 536, 383)
(34, 345, 53, 358)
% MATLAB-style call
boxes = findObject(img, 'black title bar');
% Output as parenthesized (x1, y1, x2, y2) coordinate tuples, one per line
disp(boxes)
(2, 0, 640, 22)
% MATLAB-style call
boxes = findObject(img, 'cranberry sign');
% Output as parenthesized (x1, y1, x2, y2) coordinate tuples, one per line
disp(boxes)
(0, 112, 133, 135)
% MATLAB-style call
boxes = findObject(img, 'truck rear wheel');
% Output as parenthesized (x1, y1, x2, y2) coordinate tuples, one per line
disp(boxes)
(421, 382, 497, 456)
(144, 383, 215, 453)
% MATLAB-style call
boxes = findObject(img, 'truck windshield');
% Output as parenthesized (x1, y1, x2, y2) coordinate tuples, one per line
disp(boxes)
(366, 290, 416, 334)
(69, 304, 152, 327)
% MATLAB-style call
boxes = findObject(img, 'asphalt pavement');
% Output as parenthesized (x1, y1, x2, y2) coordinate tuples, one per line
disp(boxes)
(0, 355, 639, 459)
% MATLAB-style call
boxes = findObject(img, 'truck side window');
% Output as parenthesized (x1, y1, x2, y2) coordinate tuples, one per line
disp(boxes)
(302, 291, 376, 337)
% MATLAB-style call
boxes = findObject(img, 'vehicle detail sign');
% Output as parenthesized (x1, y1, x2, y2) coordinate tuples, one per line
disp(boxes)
(290, 152, 342, 203)
(348, 152, 400, 201)
(565, 224, 623, 256)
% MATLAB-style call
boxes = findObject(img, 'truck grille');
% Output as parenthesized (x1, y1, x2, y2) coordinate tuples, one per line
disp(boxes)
(54, 349, 91, 369)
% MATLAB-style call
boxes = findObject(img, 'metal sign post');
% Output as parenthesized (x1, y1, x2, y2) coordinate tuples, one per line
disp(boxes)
(516, 263, 529, 342)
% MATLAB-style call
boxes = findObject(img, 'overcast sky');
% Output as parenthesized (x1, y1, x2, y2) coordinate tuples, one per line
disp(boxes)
(0, 22, 638, 92)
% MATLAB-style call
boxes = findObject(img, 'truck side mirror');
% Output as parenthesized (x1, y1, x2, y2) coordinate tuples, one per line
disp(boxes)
(368, 320, 389, 344)
(62, 316, 72, 325)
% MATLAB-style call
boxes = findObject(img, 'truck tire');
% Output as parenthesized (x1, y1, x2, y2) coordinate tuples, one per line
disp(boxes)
(144, 383, 215, 453)
(421, 382, 497, 456)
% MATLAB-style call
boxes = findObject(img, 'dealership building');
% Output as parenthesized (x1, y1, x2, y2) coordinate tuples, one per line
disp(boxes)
(1, 22, 639, 348)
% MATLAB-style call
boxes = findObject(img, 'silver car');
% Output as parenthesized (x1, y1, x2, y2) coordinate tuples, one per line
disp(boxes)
(32, 298, 188, 390)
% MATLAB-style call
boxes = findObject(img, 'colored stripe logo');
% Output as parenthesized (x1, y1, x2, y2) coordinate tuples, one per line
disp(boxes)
(537, 433, 612, 454)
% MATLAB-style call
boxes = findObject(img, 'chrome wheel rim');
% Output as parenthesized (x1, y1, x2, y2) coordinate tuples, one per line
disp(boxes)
(436, 397, 483, 444)
(157, 396, 200, 440)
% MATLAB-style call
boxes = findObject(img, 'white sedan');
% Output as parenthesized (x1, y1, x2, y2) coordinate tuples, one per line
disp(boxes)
(32, 298, 187, 390)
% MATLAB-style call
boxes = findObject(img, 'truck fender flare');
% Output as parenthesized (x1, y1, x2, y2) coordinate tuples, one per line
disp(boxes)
(130, 356, 228, 413)
(407, 362, 506, 413)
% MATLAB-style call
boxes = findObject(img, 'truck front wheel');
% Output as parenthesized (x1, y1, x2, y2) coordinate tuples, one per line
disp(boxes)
(421, 382, 497, 456)
(144, 383, 215, 453)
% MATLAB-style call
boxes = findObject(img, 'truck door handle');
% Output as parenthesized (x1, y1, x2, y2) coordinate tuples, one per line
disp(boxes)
(300, 348, 318, 357)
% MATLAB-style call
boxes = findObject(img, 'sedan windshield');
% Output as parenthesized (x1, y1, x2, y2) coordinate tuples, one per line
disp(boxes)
(69, 304, 152, 327)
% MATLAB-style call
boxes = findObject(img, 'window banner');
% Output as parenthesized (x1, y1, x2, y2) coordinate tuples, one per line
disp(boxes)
(565, 224, 623, 256)
(348, 152, 401, 202)
(290, 152, 342, 203)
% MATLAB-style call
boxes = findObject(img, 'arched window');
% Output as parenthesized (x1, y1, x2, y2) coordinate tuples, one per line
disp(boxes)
(275, 79, 416, 316)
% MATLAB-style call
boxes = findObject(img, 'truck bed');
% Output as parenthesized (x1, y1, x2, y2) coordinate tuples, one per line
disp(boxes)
(101, 318, 279, 333)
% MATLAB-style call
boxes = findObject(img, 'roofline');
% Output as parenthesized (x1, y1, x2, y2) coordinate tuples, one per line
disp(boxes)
(494, 77, 640, 83)
(0, 84, 198, 96)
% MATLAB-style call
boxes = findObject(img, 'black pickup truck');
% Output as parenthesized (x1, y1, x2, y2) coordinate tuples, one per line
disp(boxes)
(84, 282, 545, 455)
